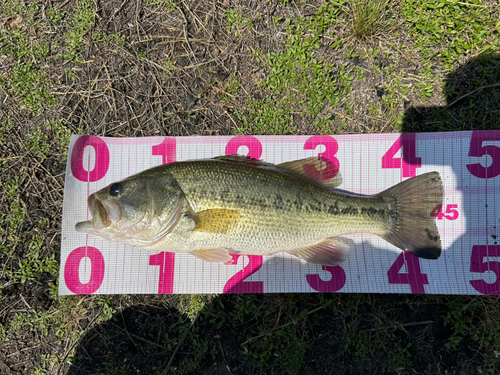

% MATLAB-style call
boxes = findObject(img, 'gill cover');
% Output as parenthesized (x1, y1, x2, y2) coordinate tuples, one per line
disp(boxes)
(76, 171, 185, 247)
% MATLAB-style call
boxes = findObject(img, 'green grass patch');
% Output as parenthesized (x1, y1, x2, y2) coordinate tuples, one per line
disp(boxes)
(236, 1, 354, 134)
(350, 0, 389, 38)
(401, 0, 500, 67)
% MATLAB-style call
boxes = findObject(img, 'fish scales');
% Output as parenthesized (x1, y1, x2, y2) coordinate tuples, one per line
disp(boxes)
(160, 160, 392, 254)
(76, 155, 443, 265)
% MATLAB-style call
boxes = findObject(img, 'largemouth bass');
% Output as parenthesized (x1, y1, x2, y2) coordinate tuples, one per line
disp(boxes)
(75, 156, 443, 266)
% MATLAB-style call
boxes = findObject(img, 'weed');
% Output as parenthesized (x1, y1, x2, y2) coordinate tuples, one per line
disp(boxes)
(0, 324, 8, 342)
(350, 0, 389, 38)
(401, 0, 500, 67)
(224, 8, 253, 35)
(220, 75, 241, 102)
(7, 63, 57, 114)
(62, 0, 96, 61)
(147, 0, 177, 11)
(235, 98, 296, 135)
(237, 2, 353, 134)
(14, 233, 58, 283)
(46, 7, 65, 24)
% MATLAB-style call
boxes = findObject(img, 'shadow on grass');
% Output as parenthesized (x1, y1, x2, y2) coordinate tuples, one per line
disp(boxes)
(66, 53, 500, 375)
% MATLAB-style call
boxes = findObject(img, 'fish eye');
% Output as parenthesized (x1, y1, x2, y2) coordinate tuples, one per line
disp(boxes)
(109, 183, 122, 197)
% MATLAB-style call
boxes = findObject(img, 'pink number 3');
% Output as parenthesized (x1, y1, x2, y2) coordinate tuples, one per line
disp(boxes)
(303, 135, 340, 181)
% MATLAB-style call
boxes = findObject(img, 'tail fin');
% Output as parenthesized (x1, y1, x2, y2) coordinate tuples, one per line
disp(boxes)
(377, 172, 443, 259)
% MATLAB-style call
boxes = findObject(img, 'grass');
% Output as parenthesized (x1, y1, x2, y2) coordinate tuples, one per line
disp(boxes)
(0, 0, 500, 374)
(350, 0, 389, 38)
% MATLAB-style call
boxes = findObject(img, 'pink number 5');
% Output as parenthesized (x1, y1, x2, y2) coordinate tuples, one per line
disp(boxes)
(470, 245, 500, 295)
(466, 131, 500, 179)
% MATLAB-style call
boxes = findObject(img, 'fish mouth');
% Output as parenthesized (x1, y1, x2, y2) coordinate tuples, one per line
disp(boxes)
(75, 194, 121, 233)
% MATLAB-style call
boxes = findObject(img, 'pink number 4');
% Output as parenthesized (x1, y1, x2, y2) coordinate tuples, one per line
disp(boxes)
(387, 252, 429, 294)
(430, 204, 459, 220)
(382, 134, 421, 178)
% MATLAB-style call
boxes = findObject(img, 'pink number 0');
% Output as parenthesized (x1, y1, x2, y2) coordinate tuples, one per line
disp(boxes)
(223, 255, 263, 293)
(71, 136, 110, 182)
(64, 247, 105, 294)
(225, 136, 263, 159)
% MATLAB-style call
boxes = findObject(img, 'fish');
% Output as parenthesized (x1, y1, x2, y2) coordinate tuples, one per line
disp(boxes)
(75, 155, 443, 266)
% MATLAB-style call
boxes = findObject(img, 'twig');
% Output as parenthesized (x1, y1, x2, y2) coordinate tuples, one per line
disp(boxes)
(109, 321, 167, 350)
(161, 310, 201, 375)
(177, 6, 196, 59)
(57, 307, 104, 375)
(359, 320, 434, 333)
(241, 304, 327, 346)
(130, 36, 216, 45)
(107, 0, 128, 24)
(443, 83, 500, 110)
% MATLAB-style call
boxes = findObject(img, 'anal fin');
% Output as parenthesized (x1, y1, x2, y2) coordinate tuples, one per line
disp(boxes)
(192, 248, 234, 264)
(289, 238, 350, 266)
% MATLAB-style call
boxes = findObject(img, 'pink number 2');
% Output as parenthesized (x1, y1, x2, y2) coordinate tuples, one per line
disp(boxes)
(223, 255, 263, 293)
(225, 136, 263, 159)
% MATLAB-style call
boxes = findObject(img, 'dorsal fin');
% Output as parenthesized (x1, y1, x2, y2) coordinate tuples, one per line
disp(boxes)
(213, 155, 274, 167)
(214, 155, 342, 189)
(277, 157, 342, 189)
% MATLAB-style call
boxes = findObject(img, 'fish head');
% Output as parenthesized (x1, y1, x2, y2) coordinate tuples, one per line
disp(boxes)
(75, 172, 185, 246)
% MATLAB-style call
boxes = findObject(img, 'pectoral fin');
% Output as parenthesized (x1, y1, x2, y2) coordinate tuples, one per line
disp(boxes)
(289, 238, 350, 266)
(193, 209, 239, 235)
(192, 248, 234, 264)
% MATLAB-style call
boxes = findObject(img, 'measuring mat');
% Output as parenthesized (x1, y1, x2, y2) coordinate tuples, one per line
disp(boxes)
(59, 132, 500, 295)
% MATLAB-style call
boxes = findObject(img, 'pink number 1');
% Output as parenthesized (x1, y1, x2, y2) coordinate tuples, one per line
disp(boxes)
(149, 252, 175, 294)
(149, 139, 177, 294)
(152, 137, 177, 164)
